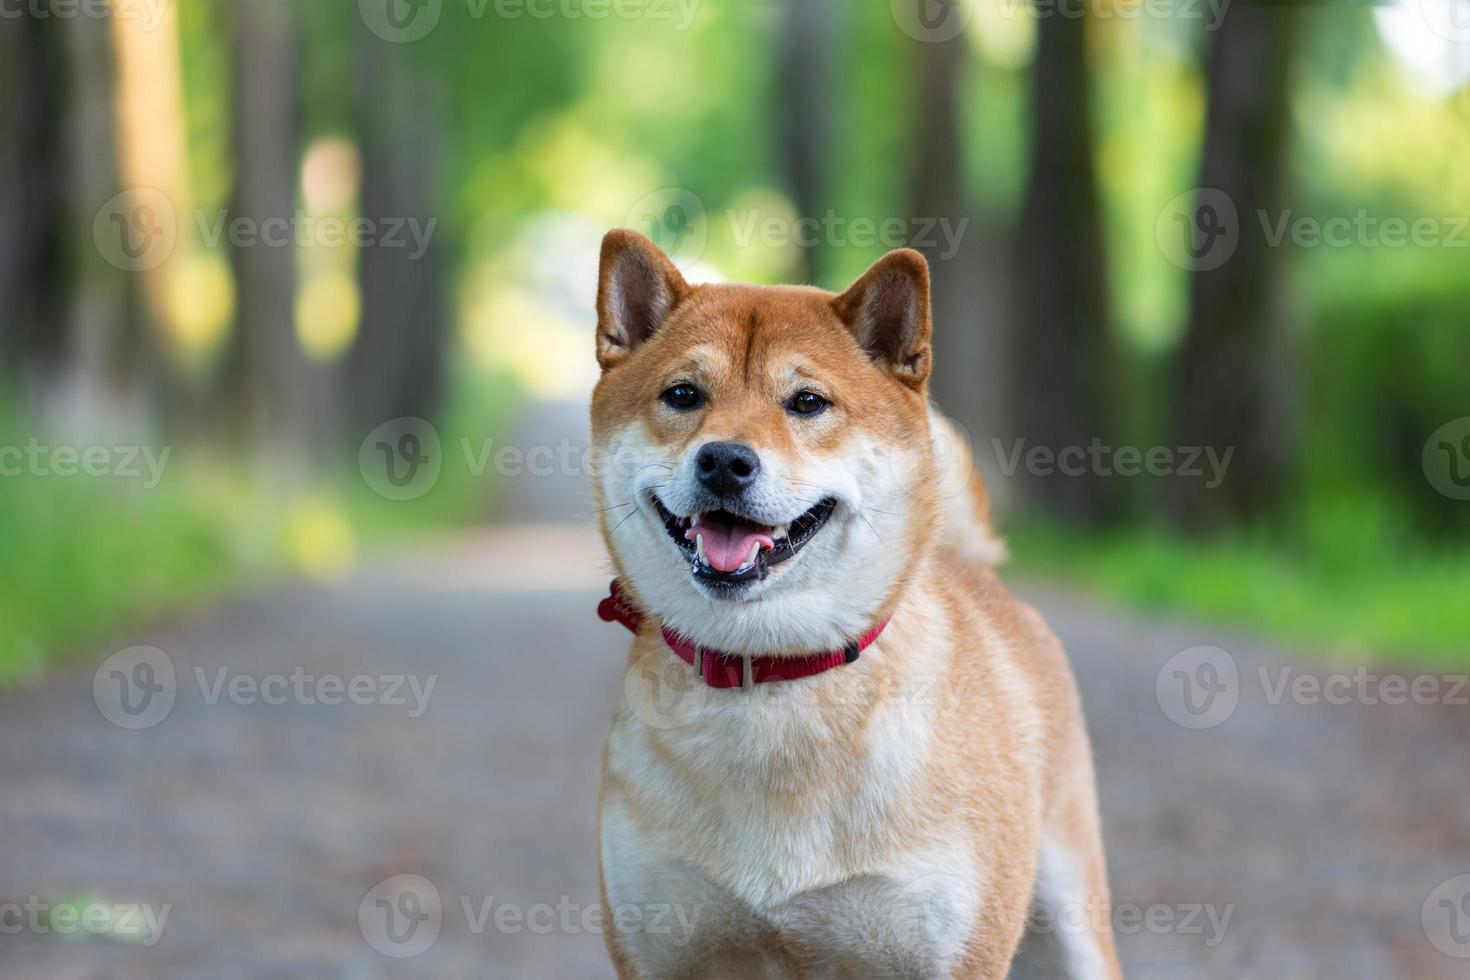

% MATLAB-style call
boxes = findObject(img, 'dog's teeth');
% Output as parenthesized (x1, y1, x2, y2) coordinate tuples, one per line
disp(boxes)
(775, 524, 789, 541)
(745, 541, 761, 567)
(695, 533, 707, 565)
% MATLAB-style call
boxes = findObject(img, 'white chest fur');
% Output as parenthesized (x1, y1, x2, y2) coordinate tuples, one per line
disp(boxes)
(600, 624, 982, 976)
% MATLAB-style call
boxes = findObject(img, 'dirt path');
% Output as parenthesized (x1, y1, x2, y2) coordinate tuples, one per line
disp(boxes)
(2, 521, 1467, 979)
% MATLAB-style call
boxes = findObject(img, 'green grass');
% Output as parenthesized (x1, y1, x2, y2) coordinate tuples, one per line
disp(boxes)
(0, 467, 254, 686)
(0, 368, 522, 688)
(1009, 520, 1470, 666)
(339, 367, 526, 538)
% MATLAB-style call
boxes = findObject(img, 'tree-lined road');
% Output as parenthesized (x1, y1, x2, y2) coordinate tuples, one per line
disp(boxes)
(1, 522, 1467, 979)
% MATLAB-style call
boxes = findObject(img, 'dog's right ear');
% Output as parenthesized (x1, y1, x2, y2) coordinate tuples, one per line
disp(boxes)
(831, 248, 932, 391)
(595, 229, 689, 370)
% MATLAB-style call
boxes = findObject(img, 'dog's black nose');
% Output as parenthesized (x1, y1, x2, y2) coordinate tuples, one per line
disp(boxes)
(696, 441, 761, 497)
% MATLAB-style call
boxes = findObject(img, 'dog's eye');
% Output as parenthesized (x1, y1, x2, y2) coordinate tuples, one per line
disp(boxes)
(787, 390, 829, 416)
(661, 384, 704, 411)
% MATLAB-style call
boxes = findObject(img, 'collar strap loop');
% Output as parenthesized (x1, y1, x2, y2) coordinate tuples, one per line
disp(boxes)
(598, 580, 888, 690)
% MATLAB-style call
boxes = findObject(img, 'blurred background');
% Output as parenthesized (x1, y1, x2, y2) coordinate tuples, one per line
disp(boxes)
(2, 0, 1469, 977)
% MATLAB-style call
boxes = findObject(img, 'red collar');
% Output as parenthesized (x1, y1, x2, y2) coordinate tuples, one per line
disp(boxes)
(598, 580, 888, 690)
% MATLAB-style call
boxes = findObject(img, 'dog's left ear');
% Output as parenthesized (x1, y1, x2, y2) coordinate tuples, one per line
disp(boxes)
(831, 248, 932, 390)
(596, 229, 690, 370)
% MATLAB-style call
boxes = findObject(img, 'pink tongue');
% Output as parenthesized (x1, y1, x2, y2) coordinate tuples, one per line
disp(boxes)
(686, 519, 775, 573)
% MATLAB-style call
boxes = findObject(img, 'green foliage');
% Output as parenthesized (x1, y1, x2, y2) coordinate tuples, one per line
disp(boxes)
(11, 3, 1470, 682)
(177, 0, 233, 213)
(1011, 515, 1470, 665)
(0, 370, 521, 686)
(0, 426, 248, 687)
(342, 366, 525, 535)
(1298, 244, 1470, 537)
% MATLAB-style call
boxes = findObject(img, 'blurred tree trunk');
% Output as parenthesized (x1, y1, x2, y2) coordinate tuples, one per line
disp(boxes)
(53, 15, 159, 435)
(219, 0, 334, 457)
(0, 12, 68, 392)
(344, 25, 446, 438)
(776, 0, 834, 283)
(0, 11, 154, 435)
(908, 33, 1013, 501)
(1011, 13, 1116, 523)
(1171, 7, 1298, 529)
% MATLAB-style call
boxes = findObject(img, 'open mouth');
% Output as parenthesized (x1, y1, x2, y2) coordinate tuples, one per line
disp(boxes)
(651, 495, 838, 587)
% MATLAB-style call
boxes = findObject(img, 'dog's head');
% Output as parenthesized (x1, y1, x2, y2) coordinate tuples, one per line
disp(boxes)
(590, 230, 940, 655)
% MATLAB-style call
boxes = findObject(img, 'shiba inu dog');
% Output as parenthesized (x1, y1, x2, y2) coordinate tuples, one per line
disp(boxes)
(591, 229, 1121, 979)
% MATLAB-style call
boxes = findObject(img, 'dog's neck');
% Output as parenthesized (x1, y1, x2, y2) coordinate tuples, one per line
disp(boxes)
(601, 578, 891, 687)
(626, 577, 907, 660)
(623, 572, 955, 801)
(624, 538, 934, 661)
